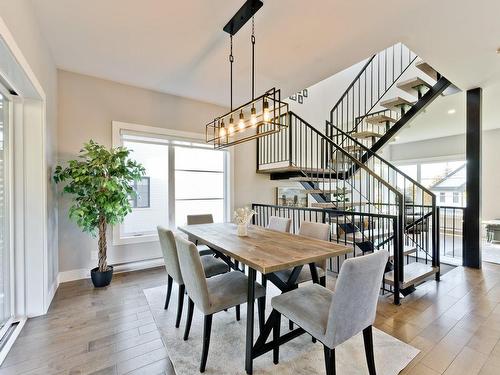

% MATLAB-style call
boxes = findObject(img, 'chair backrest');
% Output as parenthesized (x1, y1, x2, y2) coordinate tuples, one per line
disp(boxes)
(298, 221, 330, 241)
(187, 214, 214, 225)
(175, 236, 211, 313)
(187, 214, 214, 243)
(157, 226, 183, 285)
(325, 250, 389, 348)
(267, 216, 292, 233)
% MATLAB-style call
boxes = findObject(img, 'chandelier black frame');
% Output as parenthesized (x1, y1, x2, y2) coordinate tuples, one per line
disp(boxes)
(205, 0, 288, 149)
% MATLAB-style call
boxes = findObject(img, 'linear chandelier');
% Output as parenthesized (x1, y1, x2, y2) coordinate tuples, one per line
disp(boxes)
(206, 0, 288, 149)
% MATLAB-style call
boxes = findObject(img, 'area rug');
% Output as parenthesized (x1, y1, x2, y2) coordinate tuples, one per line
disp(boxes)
(144, 283, 418, 375)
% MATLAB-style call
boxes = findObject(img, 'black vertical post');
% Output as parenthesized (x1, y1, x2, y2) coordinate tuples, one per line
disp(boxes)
(463, 88, 482, 268)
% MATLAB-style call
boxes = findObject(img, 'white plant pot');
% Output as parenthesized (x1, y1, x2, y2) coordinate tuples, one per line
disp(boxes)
(237, 223, 248, 237)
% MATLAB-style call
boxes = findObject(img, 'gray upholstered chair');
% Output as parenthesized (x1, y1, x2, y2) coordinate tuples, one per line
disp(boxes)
(270, 250, 389, 375)
(176, 236, 266, 373)
(187, 214, 214, 256)
(267, 216, 292, 233)
(157, 226, 229, 328)
(274, 221, 330, 287)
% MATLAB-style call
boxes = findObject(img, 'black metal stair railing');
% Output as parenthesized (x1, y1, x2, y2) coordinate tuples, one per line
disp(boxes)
(252, 202, 399, 280)
(326, 120, 440, 277)
(326, 43, 417, 143)
(256, 111, 407, 304)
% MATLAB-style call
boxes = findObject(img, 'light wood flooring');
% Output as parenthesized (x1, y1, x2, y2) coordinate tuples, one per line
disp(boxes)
(2, 261, 500, 374)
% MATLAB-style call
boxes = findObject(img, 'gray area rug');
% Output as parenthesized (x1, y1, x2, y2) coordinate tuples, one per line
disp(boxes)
(144, 282, 418, 374)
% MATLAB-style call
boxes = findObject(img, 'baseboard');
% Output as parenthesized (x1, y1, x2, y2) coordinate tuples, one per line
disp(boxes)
(45, 278, 59, 312)
(57, 257, 165, 284)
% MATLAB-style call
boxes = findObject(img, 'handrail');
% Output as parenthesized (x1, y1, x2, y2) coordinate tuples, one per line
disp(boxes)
(326, 119, 435, 199)
(251, 203, 398, 220)
(289, 111, 404, 199)
(329, 54, 377, 118)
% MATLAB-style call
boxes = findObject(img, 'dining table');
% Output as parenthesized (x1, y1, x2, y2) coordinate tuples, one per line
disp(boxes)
(178, 222, 352, 374)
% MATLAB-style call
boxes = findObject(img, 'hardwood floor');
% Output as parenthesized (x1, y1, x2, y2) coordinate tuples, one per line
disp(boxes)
(0, 267, 175, 375)
(2, 261, 500, 374)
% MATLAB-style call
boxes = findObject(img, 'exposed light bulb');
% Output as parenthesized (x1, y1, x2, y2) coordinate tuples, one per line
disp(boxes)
(263, 100, 270, 122)
(228, 116, 235, 135)
(238, 110, 245, 130)
(219, 119, 226, 137)
(250, 106, 257, 127)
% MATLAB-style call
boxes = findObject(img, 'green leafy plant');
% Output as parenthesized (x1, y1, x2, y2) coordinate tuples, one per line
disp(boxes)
(54, 140, 145, 272)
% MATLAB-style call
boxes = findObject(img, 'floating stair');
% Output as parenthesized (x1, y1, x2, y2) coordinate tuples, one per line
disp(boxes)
(351, 131, 382, 139)
(380, 97, 414, 112)
(344, 144, 364, 153)
(384, 262, 439, 289)
(365, 114, 397, 125)
(397, 77, 432, 97)
(380, 245, 418, 259)
(415, 61, 439, 80)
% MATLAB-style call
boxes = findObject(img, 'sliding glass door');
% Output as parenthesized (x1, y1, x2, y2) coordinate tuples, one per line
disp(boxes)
(0, 90, 10, 330)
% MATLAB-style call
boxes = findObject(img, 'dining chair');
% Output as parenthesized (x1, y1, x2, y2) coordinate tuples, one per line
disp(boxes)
(176, 236, 266, 373)
(157, 226, 229, 328)
(267, 216, 292, 233)
(270, 250, 389, 375)
(274, 221, 330, 287)
(187, 214, 215, 256)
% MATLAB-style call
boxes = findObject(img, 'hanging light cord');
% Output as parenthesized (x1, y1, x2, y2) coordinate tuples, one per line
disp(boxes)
(251, 17, 255, 100)
(229, 35, 234, 111)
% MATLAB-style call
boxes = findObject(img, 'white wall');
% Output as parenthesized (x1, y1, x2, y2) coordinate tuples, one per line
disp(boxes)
(0, 0, 58, 315)
(57, 70, 227, 276)
(284, 60, 367, 131)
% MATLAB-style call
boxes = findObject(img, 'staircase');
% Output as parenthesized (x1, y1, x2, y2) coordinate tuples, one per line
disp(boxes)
(254, 43, 459, 304)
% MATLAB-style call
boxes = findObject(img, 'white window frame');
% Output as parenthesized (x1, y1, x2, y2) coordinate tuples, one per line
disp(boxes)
(112, 121, 233, 245)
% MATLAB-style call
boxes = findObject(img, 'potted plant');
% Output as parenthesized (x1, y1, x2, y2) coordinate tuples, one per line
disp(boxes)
(54, 140, 145, 287)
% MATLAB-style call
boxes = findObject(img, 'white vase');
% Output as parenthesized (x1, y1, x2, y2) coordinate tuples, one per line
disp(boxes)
(237, 223, 248, 236)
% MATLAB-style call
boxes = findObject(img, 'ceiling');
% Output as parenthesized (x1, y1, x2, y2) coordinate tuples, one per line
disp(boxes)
(30, 0, 500, 107)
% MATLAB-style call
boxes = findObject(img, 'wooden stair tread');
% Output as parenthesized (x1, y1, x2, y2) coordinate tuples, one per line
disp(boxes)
(397, 77, 432, 95)
(384, 262, 439, 289)
(351, 131, 382, 139)
(380, 245, 418, 258)
(344, 144, 364, 152)
(345, 228, 393, 241)
(311, 202, 335, 208)
(365, 114, 397, 124)
(415, 61, 439, 80)
(380, 97, 414, 111)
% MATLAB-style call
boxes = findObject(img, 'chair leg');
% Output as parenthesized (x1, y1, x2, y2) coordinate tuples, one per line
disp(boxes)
(257, 296, 265, 333)
(175, 284, 185, 328)
(320, 275, 326, 287)
(363, 325, 376, 375)
(164, 275, 173, 310)
(200, 314, 213, 373)
(184, 298, 194, 341)
(323, 345, 336, 375)
(273, 312, 281, 364)
(236, 305, 240, 321)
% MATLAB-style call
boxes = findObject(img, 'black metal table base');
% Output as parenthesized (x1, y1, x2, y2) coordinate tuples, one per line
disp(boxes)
(245, 262, 320, 374)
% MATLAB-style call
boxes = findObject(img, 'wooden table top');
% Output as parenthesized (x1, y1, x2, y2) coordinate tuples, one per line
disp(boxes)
(178, 223, 352, 274)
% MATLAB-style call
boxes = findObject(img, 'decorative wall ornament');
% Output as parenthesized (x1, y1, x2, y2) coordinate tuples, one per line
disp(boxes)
(289, 89, 309, 104)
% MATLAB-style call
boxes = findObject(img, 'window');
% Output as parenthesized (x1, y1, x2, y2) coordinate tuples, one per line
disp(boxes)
(121, 140, 169, 237)
(174, 146, 225, 226)
(395, 159, 466, 207)
(131, 177, 150, 208)
(114, 123, 230, 244)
